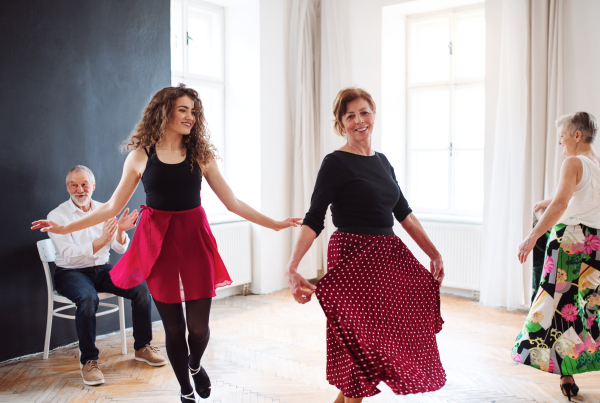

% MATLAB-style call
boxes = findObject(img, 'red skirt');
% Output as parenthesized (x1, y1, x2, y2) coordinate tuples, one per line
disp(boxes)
(110, 206, 232, 303)
(316, 232, 445, 398)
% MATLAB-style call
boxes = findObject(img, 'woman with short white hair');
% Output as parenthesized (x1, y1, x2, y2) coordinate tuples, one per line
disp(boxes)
(514, 112, 600, 401)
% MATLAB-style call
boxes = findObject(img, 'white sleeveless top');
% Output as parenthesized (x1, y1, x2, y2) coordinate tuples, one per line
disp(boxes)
(558, 155, 600, 228)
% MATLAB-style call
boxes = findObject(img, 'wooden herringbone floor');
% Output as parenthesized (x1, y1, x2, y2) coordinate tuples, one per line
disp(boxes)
(1, 291, 599, 403)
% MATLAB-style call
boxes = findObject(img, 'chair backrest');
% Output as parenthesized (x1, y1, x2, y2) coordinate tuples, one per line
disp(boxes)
(37, 239, 57, 294)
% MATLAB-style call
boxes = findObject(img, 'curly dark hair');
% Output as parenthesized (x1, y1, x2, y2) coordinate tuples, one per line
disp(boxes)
(123, 84, 218, 172)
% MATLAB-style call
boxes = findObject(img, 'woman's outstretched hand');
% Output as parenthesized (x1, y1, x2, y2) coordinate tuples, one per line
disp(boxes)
(286, 267, 316, 304)
(430, 256, 445, 285)
(518, 234, 536, 263)
(31, 220, 67, 234)
(274, 217, 303, 231)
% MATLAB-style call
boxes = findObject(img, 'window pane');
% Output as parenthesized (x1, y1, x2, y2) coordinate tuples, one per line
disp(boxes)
(410, 90, 449, 150)
(409, 17, 450, 83)
(454, 86, 484, 149)
(187, 6, 223, 78)
(454, 150, 483, 214)
(455, 13, 485, 79)
(196, 84, 224, 154)
(410, 151, 449, 210)
(171, 1, 184, 73)
(196, 84, 225, 216)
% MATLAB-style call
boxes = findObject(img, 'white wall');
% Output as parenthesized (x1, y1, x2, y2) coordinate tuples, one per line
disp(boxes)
(562, 0, 600, 140)
(211, 0, 261, 299)
(222, 0, 261, 209)
(252, 0, 294, 294)
(209, 0, 293, 295)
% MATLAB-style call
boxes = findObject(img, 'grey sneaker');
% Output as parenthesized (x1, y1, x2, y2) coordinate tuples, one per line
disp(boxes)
(135, 344, 168, 366)
(81, 360, 104, 385)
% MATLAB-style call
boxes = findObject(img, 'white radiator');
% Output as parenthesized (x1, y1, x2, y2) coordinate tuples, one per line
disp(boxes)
(394, 220, 481, 291)
(210, 220, 252, 288)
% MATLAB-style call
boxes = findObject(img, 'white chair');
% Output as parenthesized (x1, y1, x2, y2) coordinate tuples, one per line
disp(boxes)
(37, 238, 127, 359)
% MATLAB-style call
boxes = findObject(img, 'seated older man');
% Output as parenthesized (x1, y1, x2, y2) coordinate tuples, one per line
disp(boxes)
(47, 165, 167, 386)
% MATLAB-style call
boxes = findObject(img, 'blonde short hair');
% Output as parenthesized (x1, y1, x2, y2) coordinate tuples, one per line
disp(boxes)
(555, 112, 598, 143)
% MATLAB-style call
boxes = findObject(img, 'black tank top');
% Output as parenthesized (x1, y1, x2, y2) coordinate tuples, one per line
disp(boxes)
(141, 146, 202, 211)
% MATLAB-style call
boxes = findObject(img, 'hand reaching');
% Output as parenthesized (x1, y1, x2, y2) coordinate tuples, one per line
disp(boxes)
(117, 208, 139, 232)
(286, 269, 317, 304)
(275, 217, 303, 231)
(31, 220, 67, 234)
(430, 256, 445, 285)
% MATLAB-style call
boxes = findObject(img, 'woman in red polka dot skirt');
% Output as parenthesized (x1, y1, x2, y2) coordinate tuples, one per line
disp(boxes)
(285, 88, 446, 402)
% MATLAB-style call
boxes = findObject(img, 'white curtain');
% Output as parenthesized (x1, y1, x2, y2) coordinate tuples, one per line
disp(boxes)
(541, 0, 564, 197)
(318, 0, 352, 273)
(481, 0, 563, 309)
(289, 0, 321, 279)
(481, 0, 529, 309)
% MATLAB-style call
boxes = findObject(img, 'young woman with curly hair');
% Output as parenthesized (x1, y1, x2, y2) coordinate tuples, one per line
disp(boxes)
(33, 84, 301, 402)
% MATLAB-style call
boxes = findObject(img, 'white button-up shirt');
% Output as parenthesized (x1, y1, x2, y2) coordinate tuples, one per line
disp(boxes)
(47, 199, 130, 269)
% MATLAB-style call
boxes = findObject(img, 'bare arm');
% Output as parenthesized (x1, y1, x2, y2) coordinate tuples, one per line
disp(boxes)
(518, 157, 581, 263)
(32, 149, 146, 234)
(285, 225, 318, 304)
(204, 158, 301, 230)
(401, 213, 444, 284)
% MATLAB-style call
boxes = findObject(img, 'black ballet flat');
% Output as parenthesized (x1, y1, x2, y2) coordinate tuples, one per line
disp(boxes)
(189, 365, 211, 399)
(560, 375, 579, 401)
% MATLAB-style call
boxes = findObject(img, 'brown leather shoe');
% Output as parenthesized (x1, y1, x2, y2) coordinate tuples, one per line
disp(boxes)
(81, 360, 104, 386)
(135, 345, 168, 366)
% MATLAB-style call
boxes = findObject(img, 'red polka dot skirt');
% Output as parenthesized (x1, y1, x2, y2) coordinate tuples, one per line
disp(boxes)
(315, 232, 446, 398)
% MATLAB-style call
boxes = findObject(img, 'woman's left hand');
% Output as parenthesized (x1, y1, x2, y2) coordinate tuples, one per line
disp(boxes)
(518, 234, 537, 264)
(430, 256, 445, 285)
(274, 217, 303, 231)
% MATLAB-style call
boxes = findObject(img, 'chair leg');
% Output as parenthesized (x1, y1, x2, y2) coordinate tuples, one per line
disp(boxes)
(118, 297, 127, 355)
(44, 299, 53, 359)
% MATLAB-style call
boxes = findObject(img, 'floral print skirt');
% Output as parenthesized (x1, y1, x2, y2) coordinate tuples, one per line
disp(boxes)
(512, 223, 600, 375)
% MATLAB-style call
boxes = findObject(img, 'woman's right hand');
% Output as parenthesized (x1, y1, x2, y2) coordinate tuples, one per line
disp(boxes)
(274, 217, 303, 231)
(534, 199, 552, 212)
(31, 220, 67, 234)
(286, 266, 317, 304)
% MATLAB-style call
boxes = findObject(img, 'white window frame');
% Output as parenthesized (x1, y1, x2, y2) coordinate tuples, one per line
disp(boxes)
(171, 0, 229, 217)
(171, 0, 226, 162)
(406, 5, 485, 218)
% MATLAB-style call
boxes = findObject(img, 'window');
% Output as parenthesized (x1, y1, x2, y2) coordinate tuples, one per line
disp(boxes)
(171, 0, 226, 216)
(406, 7, 485, 217)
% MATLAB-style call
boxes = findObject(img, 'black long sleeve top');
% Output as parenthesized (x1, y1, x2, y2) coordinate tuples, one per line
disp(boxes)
(302, 150, 412, 236)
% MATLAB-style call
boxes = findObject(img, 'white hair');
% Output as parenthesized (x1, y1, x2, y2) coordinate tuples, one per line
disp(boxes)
(66, 165, 96, 186)
(555, 112, 598, 143)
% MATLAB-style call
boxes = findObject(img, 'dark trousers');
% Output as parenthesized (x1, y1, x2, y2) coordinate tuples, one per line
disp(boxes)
(54, 264, 152, 364)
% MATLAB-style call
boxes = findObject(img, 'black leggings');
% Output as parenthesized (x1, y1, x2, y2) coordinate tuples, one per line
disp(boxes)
(154, 297, 212, 395)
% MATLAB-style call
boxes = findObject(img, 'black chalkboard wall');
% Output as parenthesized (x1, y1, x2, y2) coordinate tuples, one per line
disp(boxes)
(0, 0, 170, 362)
